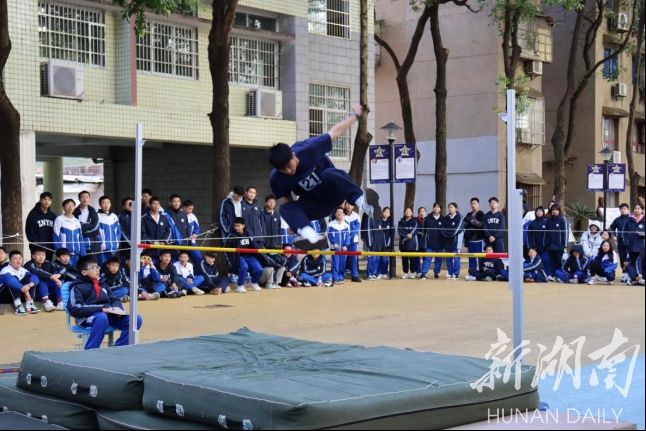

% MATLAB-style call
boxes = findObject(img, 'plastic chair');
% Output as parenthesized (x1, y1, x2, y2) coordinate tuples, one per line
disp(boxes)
(60, 282, 114, 348)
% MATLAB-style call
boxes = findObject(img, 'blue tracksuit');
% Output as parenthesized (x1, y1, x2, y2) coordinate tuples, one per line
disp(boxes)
(138, 265, 165, 294)
(53, 215, 85, 266)
(98, 210, 122, 265)
(464, 209, 485, 271)
(118, 209, 132, 260)
(165, 208, 190, 247)
(545, 215, 568, 275)
(224, 231, 265, 286)
(528, 214, 550, 274)
(100, 266, 130, 299)
(24, 259, 61, 302)
(197, 260, 228, 292)
(241, 199, 265, 246)
(67, 276, 142, 349)
(73, 206, 102, 254)
(219, 193, 241, 239)
(555, 246, 589, 283)
(279, 217, 295, 246)
(423, 214, 445, 276)
(53, 261, 79, 282)
(186, 212, 203, 265)
(344, 211, 361, 278)
(483, 211, 506, 253)
(361, 211, 378, 277)
(0, 265, 42, 300)
(373, 217, 393, 276)
(523, 255, 548, 282)
(298, 255, 333, 285)
(609, 214, 631, 267)
(589, 253, 617, 281)
(441, 212, 465, 277)
(398, 217, 419, 274)
(271, 133, 364, 231)
(262, 210, 282, 249)
(468, 257, 504, 280)
(625, 249, 644, 281)
(625, 215, 645, 263)
(327, 220, 350, 282)
(141, 212, 172, 257)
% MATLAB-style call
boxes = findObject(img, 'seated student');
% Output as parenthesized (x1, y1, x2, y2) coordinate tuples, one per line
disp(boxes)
(298, 251, 333, 287)
(555, 245, 590, 284)
(156, 250, 183, 298)
(522, 248, 549, 283)
(624, 249, 644, 286)
(173, 251, 205, 295)
(0, 250, 41, 315)
(279, 245, 302, 287)
(197, 252, 229, 294)
(100, 256, 130, 302)
(465, 245, 503, 281)
(137, 251, 163, 300)
(67, 256, 142, 350)
(52, 248, 80, 282)
(588, 240, 617, 285)
(0, 246, 8, 268)
(259, 253, 286, 290)
(224, 217, 264, 293)
(24, 248, 64, 311)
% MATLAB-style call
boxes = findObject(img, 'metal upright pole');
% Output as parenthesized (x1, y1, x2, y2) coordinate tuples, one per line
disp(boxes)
(128, 123, 144, 345)
(388, 138, 397, 279)
(502, 90, 524, 361)
(603, 160, 609, 230)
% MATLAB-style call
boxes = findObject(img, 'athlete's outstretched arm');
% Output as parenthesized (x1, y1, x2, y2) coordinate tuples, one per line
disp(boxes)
(327, 104, 364, 140)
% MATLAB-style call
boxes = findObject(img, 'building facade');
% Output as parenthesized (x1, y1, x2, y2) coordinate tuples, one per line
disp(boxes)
(5, 0, 374, 225)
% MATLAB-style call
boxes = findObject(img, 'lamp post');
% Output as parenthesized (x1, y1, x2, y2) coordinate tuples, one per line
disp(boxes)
(381, 121, 402, 279)
(599, 144, 613, 230)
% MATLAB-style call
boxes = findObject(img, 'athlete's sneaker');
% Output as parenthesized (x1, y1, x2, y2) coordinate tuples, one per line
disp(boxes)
(236, 286, 247, 293)
(336, 279, 345, 285)
(43, 300, 55, 312)
(15, 304, 27, 316)
(166, 290, 182, 299)
(191, 287, 205, 295)
(465, 275, 477, 281)
(375, 274, 383, 280)
(26, 302, 40, 314)
(294, 226, 329, 250)
(495, 275, 505, 281)
(354, 191, 372, 214)
(568, 278, 578, 284)
(250, 283, 262, 292)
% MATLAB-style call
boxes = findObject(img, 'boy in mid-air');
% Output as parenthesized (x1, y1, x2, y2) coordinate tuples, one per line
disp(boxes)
(268, 104, 369, 248)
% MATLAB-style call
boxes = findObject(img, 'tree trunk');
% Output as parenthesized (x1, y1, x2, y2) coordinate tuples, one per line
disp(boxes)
(348, 0, 373, 186)
(208, 1, 237, 227)
(0, 0, 23, 246)
(429, 3, 448, 211)
(625, 10, 644, 207)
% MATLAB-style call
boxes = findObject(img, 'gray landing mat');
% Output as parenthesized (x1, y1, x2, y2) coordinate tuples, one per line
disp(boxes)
(0, 375, 96, 430)
(142, 330, 539, 430)
(95, 409, 214, 430)
(0, 412, 67, 430)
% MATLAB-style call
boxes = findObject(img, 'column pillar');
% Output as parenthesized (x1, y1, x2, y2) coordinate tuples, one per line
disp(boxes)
(43, 157, 64, 208)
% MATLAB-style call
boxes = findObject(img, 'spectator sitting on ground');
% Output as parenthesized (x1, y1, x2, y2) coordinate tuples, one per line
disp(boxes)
(224, 217, 264, 293)
(522, 248, 548, 283)
(100, 256, 131, 302)
(137, 251, 162, 300)
(173, 251, 205, 295)
(465, 245, 503, 282)
(0, 250, 41, 315)
(156, 250, 183, 298)
(0, 246, 9, 268)
(298, 251, 333, 287)
(279, 245, 302, 287)
(197, 252, 229, 294)
(555, 245, 590, 284)
(52, 248, 79, 282)
(588, 240, 617, 285)
(259, 252, 287, 289)
(24, 248, 64, 311)
(67, 256, 142, 350)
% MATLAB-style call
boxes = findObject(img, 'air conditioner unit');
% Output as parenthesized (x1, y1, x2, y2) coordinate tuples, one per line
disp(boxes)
(613, 82, 628, 98)
(246, 89, 283, 119)
(526, 60, 543, 76)
(611, 151, 622, 163)
(616, 13, 629, 31)
(518, 129, 533, 144)
(40, 59, 84, 100)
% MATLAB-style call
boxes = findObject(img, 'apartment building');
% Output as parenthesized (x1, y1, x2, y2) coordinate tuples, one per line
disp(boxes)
(5, 0, 374, 224)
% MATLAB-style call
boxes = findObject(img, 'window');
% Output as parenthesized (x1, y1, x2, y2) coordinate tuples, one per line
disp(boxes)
(602, 116, 617, 150)
(308, 0, 350, 39)
(516, 98, 545, 145)
(234, 13, 277, 32)
(518, 183, 541, 209)
(631, 121, 645, 154)
(309, 83, 351, 159)
(229, 36, 279, 88)
(136, 21, 198, 79)
(38, 2, 105, 66)
(518, 18, 553, 63)
(603, 47, 619, 80)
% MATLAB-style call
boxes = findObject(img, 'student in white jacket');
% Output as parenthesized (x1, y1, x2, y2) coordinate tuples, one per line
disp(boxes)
(581, 224, 602, 259)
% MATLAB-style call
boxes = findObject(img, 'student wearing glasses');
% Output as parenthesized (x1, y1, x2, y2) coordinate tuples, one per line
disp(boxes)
(67, 256, 142, 350)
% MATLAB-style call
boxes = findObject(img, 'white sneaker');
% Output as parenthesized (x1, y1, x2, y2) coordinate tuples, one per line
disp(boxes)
(411, 272, 418, 279)
(587, 278, 595, 285)
(43, 300, 55, 312)
(445, 273, 451, 279)
(465, 275, 476, 281)
(375, 274, 383, 280)
(236, 286, 247, 293)
(354, 192, 371, 214)
(324, 281, 333, 287)
(55, 301, 65, 311)
(191, 287, 205, 295)
(597, 276, 608, 283)
(265, 283, 278, 289)
(297, 226, 321, 244)
(401, 273, 409, 279)
(250, 283, 262, 291)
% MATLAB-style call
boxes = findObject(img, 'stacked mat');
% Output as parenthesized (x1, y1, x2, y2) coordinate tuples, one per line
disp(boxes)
(5, 328, 540, 429)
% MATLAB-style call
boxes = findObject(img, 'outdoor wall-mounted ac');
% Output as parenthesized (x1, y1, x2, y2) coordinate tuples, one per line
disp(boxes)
(518, 129, 533, 144)
(613, 82, 628, 98)
(246, 88, 282, 119)
(40, 59, 84, 100)
(526, 60, 543, 76)
(615, 13, 630, 31)
(611, 151, 622, 163)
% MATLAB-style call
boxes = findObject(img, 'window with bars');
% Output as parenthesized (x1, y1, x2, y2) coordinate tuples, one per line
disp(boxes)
(603, 47, 619, 80)
(518, 183, 541, 209)
(136, 21, 198, 79)
(229, 36, 279, 88)
(516, 98, 545, 145)
(602, 116, 617, 150)
(308, 0, 350, 39)
(518, 18, 553, 63)
(631, 121, 645, 154)
(309, 83, 351, 159)
(38, 2, 105, 66)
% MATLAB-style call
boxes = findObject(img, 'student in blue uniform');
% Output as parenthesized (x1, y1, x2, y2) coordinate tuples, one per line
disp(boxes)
(422, 203, 444, 279)
(197, 252, 230, 294)
(141, 197, 172, 259)
(373, 207, 393, 279)
(24, 248, 64, 311)
(73, 191, 102, 255)
(361, 205, 378, 280)
(588, 240, 617, 285)
(1, 250, 42, 315)
(624, 249, 644, 285)
(268, 104, 369, 245)
(465, 245, 503, 281)
(609, 203, 631, 269)
(262, 195, 282, 250)
(528, 206, 551, 275)
(100, 256, 130, 301)
(441, 202, 465, 280)
(344, 203, 362, 282)
(463, 197, 485, 272)
(219, 186, 245, 240)
(398, 207, 419, 279)
(241, 187, 265, 247)
(165, 194, 191, 255)
(54, 199, 85, 266)
(97, 196, 122, 266)
(413, 207, 426, 279)
(224, 217, 265, 293)
(53, 248, 80, 282)
(545, 204, 568, 278)
(555, 245, 590, 284)
(327, 208, 351, 284)
(298, 252, 333, 287)
(25, 192, 57, 260)
(625, 203, 644, 266)
(183, 200, 203, 265)
(483, 197, 506, 253)
(521, 248, 548, 282)
(118, 197, 133, 263)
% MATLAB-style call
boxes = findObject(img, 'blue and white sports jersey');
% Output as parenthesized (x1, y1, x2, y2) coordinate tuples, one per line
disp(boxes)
(327, 220, 350, 249)
(98, 211, 121, 253)
(53, 215, 84, 256)
(343, 211, 361, 244)
(187, 213, 200, 245)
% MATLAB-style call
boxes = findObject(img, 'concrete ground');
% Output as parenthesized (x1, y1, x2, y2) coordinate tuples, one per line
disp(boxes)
(1, 278, 644, 367)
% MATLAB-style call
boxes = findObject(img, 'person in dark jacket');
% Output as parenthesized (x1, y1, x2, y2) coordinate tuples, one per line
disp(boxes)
(361, 205, 378, 280)
(464, 197, 486, 272)
(24, 248, 64, 311)
(555, 245, 590, 284)
(624, 249, 644, 285)
(261, 195, 282, 249)
(241, 187, 265, 247)
(521, 248, 548, 282)
(52, 248, 80, 282)
(68, 256, 142, 350)
(157, 250, 184, 298)
(528, 206, 550, 275)
(441, 202, 465, 280)
(224, 217, 265, 293)
(25, 192, 57, 260)
(279, 244, 302, 287)
(609, 203, 631, 269)
(545, 204, 568, 278)
(398, 207, 419, 279)
(100, 256, 130, 301)
(466, 245, 503, 281)
(372, 207, 393, 279)
(197, 252, 229, 294)
(588, 240, 617, 285)
(219, 185, 245, 240)
(422, 203, 444, 279)
(483, 197, 506, 253)
(624, 203, 644, 265)
(73, 191, 102, 255)
(118, 197, 133, 262)
(0, 250, 42, 315)
(137, 251, 163, 299)
(164, 194, 191, 251)
(298, 252, 333, 286)
(141, 197, 171, 258)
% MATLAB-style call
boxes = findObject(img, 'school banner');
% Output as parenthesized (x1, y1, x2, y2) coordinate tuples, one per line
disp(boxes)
(369, 144, 391, 184)
(394, 143, 416, 183)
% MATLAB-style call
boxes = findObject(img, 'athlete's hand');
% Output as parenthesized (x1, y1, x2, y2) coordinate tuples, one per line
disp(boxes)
(351, 104, 363, 118)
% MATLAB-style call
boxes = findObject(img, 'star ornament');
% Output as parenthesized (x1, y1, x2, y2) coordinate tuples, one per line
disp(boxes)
(399, 145, 411, 157)
(375, 147, 385, 158)
(610, 165, 622, 174)
(591, 166, 601, 174)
